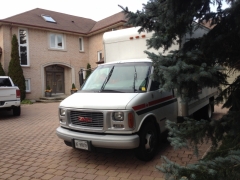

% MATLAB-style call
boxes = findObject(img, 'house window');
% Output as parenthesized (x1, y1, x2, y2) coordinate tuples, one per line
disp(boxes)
(98, 51, 103, 61)
(19, 28, 29, 66)
(79, 37, 84, 51)
(25, 79, 31, 92)
(49, 33, 64, 49)
(41, 14, 56, 23)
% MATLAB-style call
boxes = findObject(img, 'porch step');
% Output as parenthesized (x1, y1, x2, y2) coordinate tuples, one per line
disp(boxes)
(37, 94, 69, 103)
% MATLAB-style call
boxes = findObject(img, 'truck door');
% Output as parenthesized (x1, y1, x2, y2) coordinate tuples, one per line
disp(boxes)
(148, 80, 178, 132)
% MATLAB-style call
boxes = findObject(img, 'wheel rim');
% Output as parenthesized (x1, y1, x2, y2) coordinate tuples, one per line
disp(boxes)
(145, 131, 156, 151)
(208, 104, 212, 118)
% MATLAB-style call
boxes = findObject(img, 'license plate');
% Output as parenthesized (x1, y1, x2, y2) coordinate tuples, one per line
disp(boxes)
(74, 140, 89, 150)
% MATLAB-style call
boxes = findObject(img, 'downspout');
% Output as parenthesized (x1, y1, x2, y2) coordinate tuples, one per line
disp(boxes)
(10, 23, 13, 39)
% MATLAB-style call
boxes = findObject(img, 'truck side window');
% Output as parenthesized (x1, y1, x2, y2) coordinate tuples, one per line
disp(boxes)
(150, 80, 160, 91)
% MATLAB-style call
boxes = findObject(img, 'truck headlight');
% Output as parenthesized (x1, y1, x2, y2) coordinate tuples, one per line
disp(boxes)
(60, 108, 66, 116)
(112, 112, 124, 121)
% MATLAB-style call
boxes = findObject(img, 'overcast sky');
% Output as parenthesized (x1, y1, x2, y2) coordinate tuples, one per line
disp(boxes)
(0, 0, 229, 21)
(0, 0, 149, 21)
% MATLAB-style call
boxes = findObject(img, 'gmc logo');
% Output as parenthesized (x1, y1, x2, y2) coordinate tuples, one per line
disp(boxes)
(78, 116, 92, 122)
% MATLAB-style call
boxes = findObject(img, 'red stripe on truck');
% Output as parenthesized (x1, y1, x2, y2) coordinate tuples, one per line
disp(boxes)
(132, 95, 174, 111)
(148, 95, 173, 106)
(132, 104, 146, 111)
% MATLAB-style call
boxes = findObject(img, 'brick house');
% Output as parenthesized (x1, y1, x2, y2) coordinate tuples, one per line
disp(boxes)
(0, 8, 128, 100)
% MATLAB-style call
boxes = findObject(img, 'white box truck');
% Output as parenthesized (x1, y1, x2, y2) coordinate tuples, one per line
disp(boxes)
(56, 27, 218, 161)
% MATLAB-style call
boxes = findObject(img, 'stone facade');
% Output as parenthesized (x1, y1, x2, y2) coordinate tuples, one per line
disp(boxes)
(0, 23, 126, 100)
(88, 32, 105, 68)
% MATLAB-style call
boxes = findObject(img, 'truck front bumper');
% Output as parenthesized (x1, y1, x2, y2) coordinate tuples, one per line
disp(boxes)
(56, 126, 140, 149)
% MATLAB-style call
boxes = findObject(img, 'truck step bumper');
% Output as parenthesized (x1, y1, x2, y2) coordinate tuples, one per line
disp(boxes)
(0, 101, 20, 108)
(56, 127, 140, 149)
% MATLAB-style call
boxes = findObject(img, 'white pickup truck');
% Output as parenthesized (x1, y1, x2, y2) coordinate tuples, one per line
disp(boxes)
(0, 76, 21, 116)
(56, 27, 218, 161)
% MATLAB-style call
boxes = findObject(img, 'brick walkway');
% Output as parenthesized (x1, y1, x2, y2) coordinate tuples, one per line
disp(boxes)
(0, 103, 228, 180)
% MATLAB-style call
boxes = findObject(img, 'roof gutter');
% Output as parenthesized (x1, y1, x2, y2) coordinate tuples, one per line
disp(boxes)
(0, 19, 128, 37)
(0, 20, 88, 36)
(87, 20, 127, 36)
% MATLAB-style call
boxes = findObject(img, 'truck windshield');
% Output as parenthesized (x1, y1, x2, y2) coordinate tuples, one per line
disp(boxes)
(81, 62, 151, 93)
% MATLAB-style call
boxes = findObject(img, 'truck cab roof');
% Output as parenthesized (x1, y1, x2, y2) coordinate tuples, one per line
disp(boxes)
(99, 58, 152, 66)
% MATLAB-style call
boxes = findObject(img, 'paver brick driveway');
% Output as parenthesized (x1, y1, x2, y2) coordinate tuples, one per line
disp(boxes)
(0, 102, 227, 180)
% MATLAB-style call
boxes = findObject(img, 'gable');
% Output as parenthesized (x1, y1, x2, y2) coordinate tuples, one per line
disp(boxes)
(90, 12, 127, 33)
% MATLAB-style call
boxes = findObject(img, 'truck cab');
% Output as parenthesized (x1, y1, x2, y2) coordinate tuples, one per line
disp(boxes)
(57, 59, 177, 161)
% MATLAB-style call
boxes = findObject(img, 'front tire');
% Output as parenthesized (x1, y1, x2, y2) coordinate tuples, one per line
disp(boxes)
(135, 122, 159, 161)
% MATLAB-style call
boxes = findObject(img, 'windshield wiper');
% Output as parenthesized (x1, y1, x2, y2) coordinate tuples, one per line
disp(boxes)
(101, 89, 124, 93)
(144, 66, 151, 88)
(133, 66, 137, 92)
(100, 66, 114, 92)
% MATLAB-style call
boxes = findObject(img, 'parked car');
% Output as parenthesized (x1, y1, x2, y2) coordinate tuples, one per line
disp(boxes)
(0, 76, 21, 116)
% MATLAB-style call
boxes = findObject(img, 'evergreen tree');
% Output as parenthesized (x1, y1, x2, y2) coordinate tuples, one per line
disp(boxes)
(121, 0, 240, 179)
(0, 62, 5, 76)
(8, 34, 26, 100)
(85, 63, 92, 80)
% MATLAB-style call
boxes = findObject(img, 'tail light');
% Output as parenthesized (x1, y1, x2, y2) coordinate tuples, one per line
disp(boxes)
(16, 89, 21, 98)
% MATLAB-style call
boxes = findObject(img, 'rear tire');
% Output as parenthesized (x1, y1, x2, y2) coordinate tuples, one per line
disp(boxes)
(201, 103, 212, 120)
(193, 103, 212, 121)
(13, 106, 21, 116)
(135, 122, 159, 161)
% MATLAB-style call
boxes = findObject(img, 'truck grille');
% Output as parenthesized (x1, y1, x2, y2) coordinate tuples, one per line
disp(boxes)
(70, 111, 104, 128)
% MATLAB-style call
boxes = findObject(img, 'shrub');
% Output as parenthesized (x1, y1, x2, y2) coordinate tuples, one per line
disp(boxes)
(21, 99, 33, 104)
(0, 62, 5, 76)
(71, 83, 77, 90)
(8, 34, 26, 100)
(85, 63, 92, 80)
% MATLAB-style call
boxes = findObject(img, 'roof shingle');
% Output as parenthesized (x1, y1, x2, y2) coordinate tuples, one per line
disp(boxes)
(0, 8, 127, 35)
(90, 11, 127, 33)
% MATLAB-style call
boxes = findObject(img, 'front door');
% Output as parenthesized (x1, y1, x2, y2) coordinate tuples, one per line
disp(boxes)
(46, 65, 64, 94)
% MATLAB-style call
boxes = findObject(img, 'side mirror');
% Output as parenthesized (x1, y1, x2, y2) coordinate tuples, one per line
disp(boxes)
(150, 81, 160, 91)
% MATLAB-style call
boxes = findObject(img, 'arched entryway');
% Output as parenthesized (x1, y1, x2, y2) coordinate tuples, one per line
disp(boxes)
(45, 65, 64, 94)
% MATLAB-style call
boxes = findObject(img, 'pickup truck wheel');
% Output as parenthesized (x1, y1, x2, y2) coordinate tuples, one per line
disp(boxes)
(135, 122, 159, 161)
(13, 106, 21, 116)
